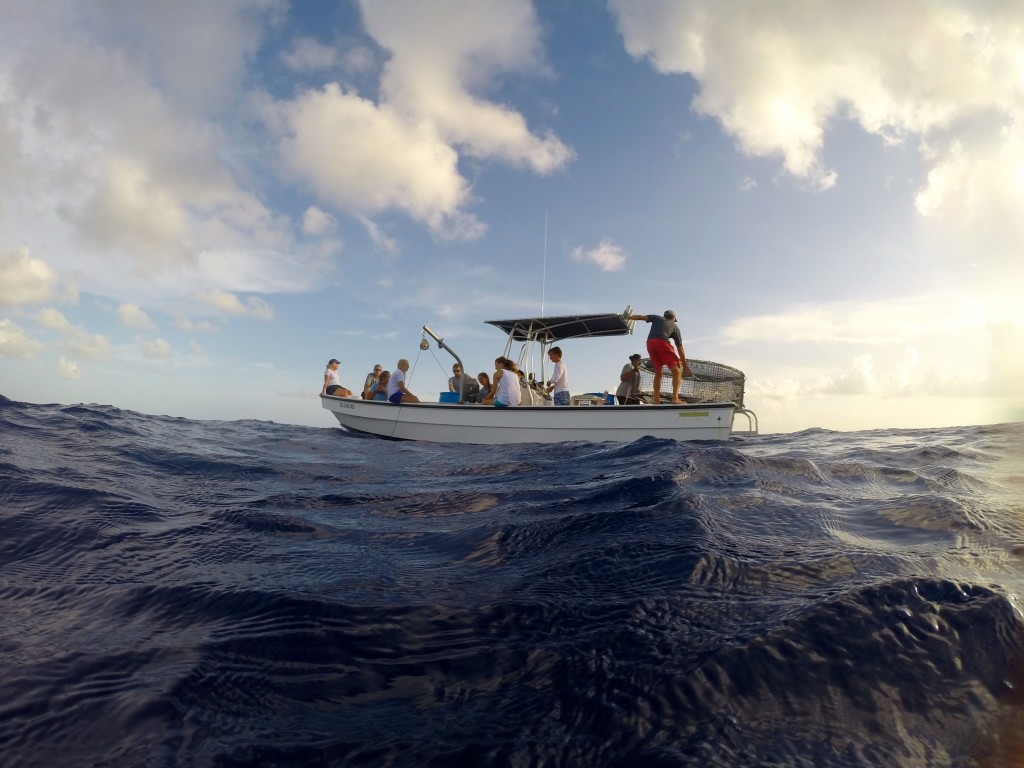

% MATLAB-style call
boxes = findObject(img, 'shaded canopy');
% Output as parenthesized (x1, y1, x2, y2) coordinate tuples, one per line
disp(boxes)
(485, 312, 632, 343)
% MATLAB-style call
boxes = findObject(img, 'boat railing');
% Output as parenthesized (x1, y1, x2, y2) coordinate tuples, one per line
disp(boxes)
(731, 408, 759, 436)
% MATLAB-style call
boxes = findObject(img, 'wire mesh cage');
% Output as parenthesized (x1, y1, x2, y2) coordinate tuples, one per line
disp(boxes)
(632, 358, 746, 406)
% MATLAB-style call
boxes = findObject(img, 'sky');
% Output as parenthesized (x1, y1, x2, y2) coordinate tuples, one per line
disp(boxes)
(1, 0, 1022, 434)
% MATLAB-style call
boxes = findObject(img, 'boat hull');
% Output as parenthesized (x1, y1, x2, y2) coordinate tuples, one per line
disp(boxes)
(320, 395, 736, 444)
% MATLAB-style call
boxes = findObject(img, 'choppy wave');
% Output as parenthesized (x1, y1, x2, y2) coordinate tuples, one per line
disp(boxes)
(1, 395, 1023, 766)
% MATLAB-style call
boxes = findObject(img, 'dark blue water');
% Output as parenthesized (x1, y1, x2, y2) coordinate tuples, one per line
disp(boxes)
(2, 394, 1023, 767)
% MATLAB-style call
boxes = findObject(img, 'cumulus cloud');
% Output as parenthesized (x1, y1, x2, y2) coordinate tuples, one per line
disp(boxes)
(361, 0, 575, 172)
(141, 337, 171, 359)
(721, 298, 947, 346)
(0, 247, 58, 306)
(802, 349, 943, 398)
(0, 318, 42, 358)
(0, 1, 297, 296)
(57, 356, 81, 380)
(195, 289, 275, 320)
(302, 206, 338, 236)
(62, 333, 107, 360)
(118, 303, 154, 329)
(610, 0, 1024, 233)
(276, 83, 485, 240)
(35, 306, 111, 359)
(1, 0, 578, 307)
(36, 307, 74, 333)
(724, 288, 1022, 403)
(175, 315, 219, 333)
(569, 238, 628, 272)
(748, 349, 952, 403)
(271, 0, 574, 241)
(196, 288, 249, 315)
(66, 332, 111, 360)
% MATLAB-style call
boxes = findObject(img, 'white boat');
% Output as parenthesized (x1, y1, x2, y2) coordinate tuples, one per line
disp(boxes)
(320, 308, 757, 444)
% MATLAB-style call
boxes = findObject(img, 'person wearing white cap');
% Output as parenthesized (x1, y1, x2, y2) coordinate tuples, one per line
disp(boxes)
(321, 358, 353, 397)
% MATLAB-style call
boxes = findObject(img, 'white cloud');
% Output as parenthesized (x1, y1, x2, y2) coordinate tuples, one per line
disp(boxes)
(195, 289, 275, 320)
(302, 206, 338, 236)
(35, 306, 111, 359)
(800, 348, 947, 398)
(359, 215, 399, 255)
(36, 307, 73, 333)
(175, 316, 219, 333)
(245, 296, 275, 321)
(196, 289, 249, 315)
(141, 337, 171, 359)
(282, 37, 340, 72)
(117, 303, 154, 329)
(362, 0, 575, 172)
(723, 289, 1024, 406)
(276, 83, 484, 239)
(0, 1, 297, 299)
(57, 356, 81, 380)
(0, 246, 57, 306)
(721, 297, 957, 346)
(610, 0, 1024, 236)
(66, 332, 111, 360)
(188, 338, 208, 360)
(270, 0, 574, 241)
(569, 238, 628, 272)
(0, 318, 42, 358)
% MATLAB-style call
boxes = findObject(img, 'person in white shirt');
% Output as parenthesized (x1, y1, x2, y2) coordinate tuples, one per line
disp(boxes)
(545, 346, 570, 406)
(386, 359, 420, 404)
(492, 358, 522, 407)
(321, 358, 352, 397)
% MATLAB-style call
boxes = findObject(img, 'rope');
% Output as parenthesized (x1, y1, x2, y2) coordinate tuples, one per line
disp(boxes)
(388, 335, 437, 439)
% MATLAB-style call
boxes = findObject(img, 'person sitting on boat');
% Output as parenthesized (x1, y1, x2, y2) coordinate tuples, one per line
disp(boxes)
(492, 358, 522, 408)
(369, 370, 390, 401)
(362, 364, 382, 399)
(624, 310, 692, 404)
(545, 346, 570, 406)
(480, 357, 504, 405)
(321, 358, 353, 397)
(386, 359, 420, 404)
(616, 353, 643, 405)
(448, 364, 479, 403)
(477, 372, 492, 403)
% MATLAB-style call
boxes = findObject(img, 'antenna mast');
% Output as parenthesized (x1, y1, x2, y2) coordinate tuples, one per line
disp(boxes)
(541, 209, 548, 318)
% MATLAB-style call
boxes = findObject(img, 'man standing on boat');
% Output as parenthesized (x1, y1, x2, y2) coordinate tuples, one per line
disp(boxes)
(545, 346, 570, 406)
(624, 310, 692, 404)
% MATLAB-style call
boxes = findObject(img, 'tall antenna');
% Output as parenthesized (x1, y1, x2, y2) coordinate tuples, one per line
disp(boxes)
(541, 209, 548, 318)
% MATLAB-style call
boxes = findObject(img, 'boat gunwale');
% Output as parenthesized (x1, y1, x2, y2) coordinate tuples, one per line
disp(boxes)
(318, 394, 738, 410)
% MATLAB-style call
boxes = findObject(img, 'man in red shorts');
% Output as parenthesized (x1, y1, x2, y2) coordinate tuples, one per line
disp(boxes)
(624, 310, 692, 404)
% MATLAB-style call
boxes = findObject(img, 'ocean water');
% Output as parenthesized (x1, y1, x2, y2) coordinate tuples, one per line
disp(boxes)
(1, 395, 1023, 768)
